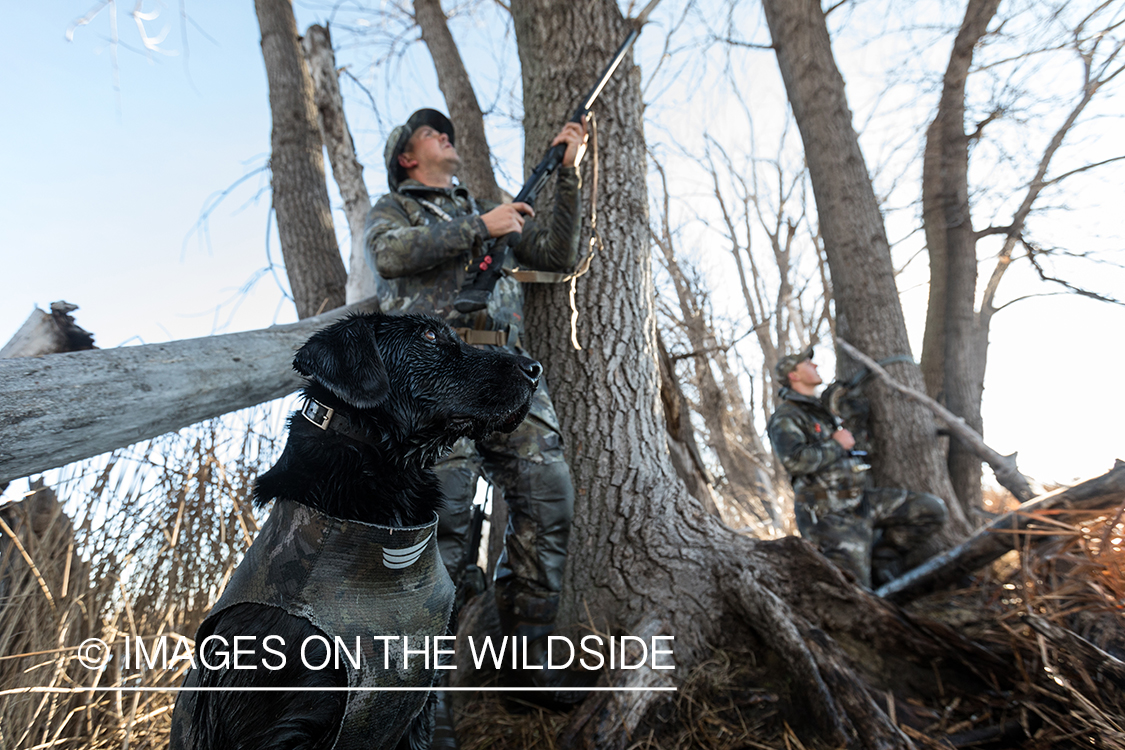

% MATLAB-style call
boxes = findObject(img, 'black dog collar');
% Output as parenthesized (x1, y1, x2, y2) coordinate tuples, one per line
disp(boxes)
(301, 398, 382, 449)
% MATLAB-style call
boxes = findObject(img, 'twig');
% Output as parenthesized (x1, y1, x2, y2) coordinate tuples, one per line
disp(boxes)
(0, 516, 57, 614)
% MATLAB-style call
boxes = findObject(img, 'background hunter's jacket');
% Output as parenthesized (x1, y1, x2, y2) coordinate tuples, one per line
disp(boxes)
(768, 387, 869, 500)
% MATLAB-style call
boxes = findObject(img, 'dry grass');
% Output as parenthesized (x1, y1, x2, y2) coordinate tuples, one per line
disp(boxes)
(455, 693, 573, 750)
(902, 497, 1125, 749)
(0, 402, 287, 750)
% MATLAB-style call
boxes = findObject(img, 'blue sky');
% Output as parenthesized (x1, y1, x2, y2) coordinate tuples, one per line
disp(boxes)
(2, 1, 1123, 486)
(1, 3, 294, 346)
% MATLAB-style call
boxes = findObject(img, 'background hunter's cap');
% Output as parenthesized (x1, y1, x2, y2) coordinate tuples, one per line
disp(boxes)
(384, 109, 456, 191)
(775, 345, 814, 382)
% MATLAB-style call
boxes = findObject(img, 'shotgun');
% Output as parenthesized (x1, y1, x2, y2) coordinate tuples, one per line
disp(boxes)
(453, 0, 664, 314)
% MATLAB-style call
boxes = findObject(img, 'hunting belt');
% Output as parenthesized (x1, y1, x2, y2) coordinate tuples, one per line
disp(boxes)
(454, 325, 520, 349)
(800, 486, 863, 504)
(508, 269, 574, 284)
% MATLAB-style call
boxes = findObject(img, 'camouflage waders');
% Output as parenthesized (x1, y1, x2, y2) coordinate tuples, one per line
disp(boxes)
(794, 486, 947, 588)
(170, 501, 454, 750)
(364, 166, 582, 632)
(435, 381, 574, 626)
(768, 386, 948, 588)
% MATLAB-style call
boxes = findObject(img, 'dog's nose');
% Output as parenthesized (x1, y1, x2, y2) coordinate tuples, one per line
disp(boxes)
(519, 358, 542, 384)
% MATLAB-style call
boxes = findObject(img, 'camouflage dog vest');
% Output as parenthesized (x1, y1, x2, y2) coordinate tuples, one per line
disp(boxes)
(173, 500, 454, 750)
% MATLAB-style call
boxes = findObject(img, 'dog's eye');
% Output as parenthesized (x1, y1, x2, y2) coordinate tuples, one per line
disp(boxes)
(422, 329, 437, 343)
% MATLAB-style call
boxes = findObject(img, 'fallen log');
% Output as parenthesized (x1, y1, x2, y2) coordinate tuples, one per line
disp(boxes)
(877, 463, 1125, 601)
(0, 298, 378, 485)
(1, 301, 98, 495)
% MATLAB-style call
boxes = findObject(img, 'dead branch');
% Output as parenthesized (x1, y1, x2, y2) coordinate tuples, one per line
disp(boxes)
(836, 338, 1036, 503)
(302, 24, 378, 304)
(1023, 614, 1125, 689)
(0, 302, 95, 359)
(878, 464, 1125, 601)
(0, 297, 380, 486)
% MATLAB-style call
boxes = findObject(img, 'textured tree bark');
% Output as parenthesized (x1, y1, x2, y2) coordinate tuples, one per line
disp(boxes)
(0, 298, 379, 485)
(656, 331, 718, 513)
(302, 23, 381, 305)
(759, 0, 966, 534)
(514, 0, 682, 632)
(919, 0, 1000, 518)
(254, 0, 347, 319)
(413, 0, 502, 203)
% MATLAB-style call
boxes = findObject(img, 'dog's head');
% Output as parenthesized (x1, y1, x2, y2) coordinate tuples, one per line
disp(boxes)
(293, 312, 540, 458)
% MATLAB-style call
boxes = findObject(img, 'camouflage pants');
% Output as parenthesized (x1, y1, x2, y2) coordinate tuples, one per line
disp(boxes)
(434, 378, 575, 626)
(795, 488, 947, 589)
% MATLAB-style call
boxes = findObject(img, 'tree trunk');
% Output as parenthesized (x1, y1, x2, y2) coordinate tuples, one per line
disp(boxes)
(301, 23, 381, 305)
(759, 0, 967, 534)
(0, 298, 379, 486)
(919, 0, 1000, 519)
(496, 3, 995, 747)
(413, 0, 502, 203)
(255, 0, 347, 318)
(513, 0, 682, 632)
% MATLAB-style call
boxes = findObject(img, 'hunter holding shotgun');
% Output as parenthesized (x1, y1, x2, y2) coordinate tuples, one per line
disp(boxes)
(366, 0, 663, 699)
(363, 109, 587, 693)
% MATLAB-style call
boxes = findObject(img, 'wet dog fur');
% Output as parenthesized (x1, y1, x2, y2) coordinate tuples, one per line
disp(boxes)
(174, 312, 541, 750)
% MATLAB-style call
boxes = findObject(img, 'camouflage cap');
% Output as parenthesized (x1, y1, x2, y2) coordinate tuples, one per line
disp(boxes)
(775, 345, 814, 382)
(385, 109, 456, 191)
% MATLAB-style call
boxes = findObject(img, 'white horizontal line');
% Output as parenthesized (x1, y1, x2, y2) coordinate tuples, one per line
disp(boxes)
(4, 686, 677, 694)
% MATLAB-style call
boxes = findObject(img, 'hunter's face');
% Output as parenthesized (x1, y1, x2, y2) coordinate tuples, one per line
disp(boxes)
(402, 126, 461, 174)
(790, 359, 822, 388)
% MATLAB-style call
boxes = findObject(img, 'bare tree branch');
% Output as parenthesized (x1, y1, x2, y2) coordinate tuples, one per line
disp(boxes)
(1024, 239, 1125, 305)
(836, 338, 1036, 503)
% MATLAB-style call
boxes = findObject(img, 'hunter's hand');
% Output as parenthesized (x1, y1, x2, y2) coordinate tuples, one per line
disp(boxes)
(481, 202, 533, 238)
(832, 429, 856, 451)
(552, 118, 589, 168)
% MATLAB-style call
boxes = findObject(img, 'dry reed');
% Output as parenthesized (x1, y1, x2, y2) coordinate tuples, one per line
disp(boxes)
(0, 400, 290, 750)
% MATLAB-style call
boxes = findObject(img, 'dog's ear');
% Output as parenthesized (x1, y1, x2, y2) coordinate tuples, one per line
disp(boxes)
(293, 316, 390, 409)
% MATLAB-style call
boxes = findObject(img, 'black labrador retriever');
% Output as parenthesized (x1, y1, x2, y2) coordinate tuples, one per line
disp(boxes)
(170, 312, 541, 750)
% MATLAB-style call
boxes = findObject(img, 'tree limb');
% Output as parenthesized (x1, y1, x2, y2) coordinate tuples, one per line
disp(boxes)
(1024, 240, 1125, 305)
(0, 297, 380, 486)
(712, 35, 773, 50)
(878, 464, 1125, 601)
(836, 338, 1036, 502)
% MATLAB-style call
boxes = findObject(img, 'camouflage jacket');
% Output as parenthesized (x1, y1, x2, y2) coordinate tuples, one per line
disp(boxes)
(362, 169, 582, 338)
(767, 388, 868, 501)
(171, 500, 454, 750)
